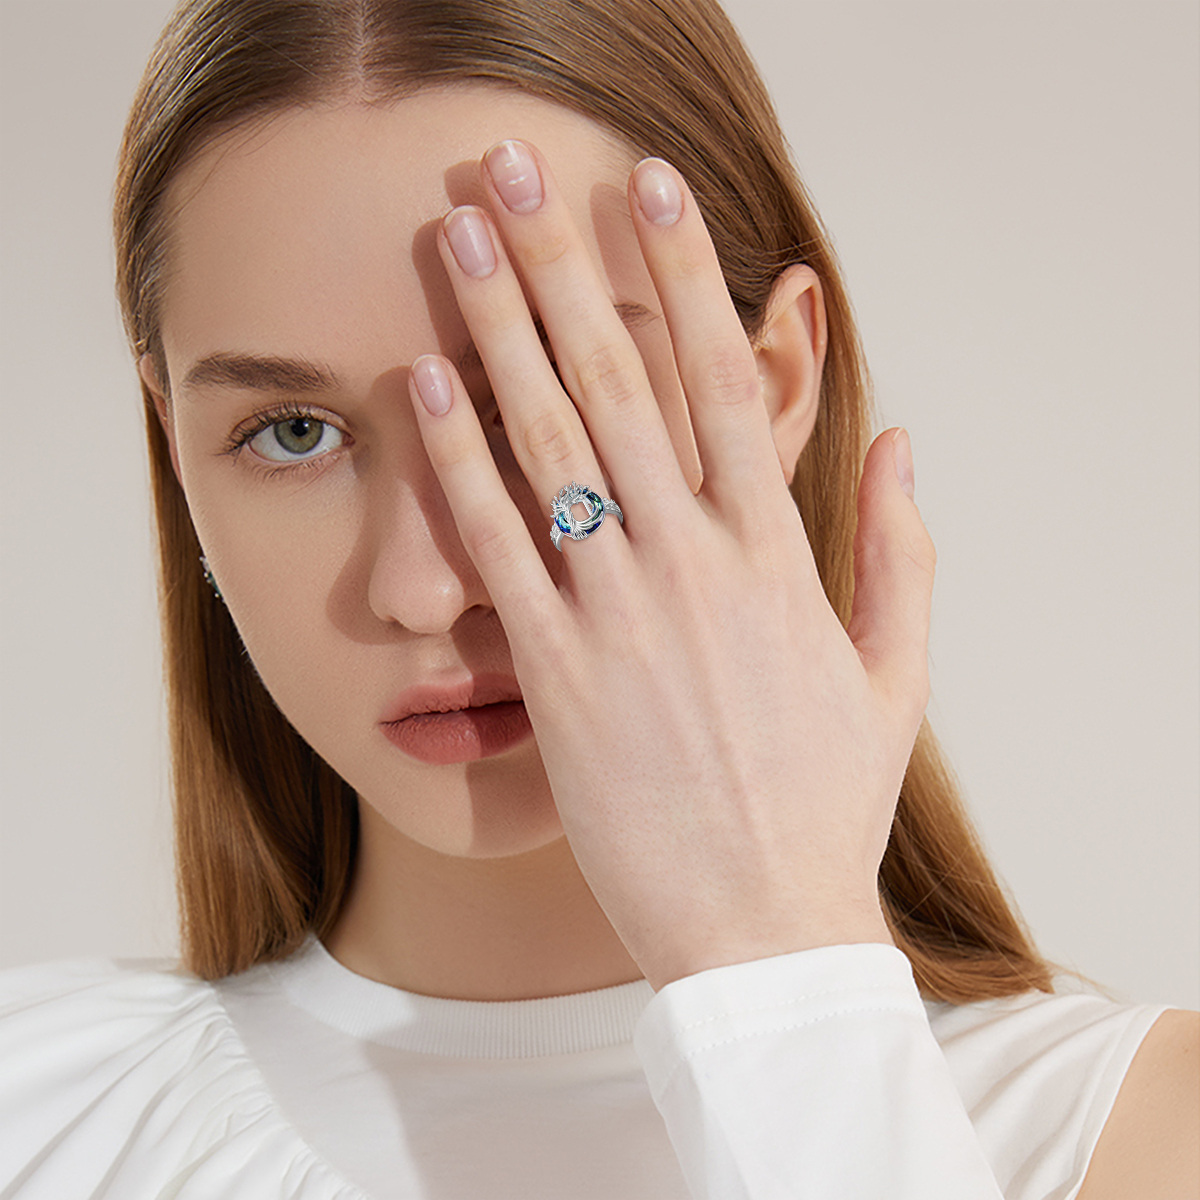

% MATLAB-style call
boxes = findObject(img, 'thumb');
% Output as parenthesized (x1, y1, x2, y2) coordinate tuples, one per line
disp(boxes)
(845, 427, 937, 713)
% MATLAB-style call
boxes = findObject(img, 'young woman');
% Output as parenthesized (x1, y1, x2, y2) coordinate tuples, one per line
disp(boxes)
(1, 1, 1195, 1197)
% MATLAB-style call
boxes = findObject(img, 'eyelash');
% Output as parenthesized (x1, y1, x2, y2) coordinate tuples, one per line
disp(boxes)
(221, 404, 348, 479)
(221, 400, 506, 480)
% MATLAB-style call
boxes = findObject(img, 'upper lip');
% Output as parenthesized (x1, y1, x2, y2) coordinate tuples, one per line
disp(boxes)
(380, 672, 524, 724)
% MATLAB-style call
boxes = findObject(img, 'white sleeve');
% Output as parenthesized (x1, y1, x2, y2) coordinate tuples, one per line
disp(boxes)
(0, 958, 361, 1199)
(632, 942, 1006, 1199)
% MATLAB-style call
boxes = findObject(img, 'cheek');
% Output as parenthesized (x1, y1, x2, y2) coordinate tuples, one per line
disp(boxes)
(188, 471, 360, 680)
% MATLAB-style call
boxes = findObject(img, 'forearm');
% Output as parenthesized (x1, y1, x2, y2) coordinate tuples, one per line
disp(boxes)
(634, 943, 1006, 1200)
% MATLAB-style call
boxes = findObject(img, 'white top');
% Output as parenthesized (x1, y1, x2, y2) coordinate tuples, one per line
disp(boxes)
(0, 935, 1169, 1199)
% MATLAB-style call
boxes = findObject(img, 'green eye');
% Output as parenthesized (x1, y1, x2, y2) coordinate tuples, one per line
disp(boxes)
(272, 417, 323, 454)
(244, 413, 345, 465)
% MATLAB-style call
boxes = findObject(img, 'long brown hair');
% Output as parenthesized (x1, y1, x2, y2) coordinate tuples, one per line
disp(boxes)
(115, 0, 1062, 1001)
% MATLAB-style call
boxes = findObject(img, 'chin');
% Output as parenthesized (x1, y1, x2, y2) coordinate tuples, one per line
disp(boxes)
(357, 749, 567, 860)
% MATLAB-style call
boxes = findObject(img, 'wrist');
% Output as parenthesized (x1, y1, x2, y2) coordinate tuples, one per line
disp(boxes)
(645, 910, 896, 992)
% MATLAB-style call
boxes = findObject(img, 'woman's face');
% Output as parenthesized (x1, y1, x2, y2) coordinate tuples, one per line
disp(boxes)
(150, 87, 710, 859)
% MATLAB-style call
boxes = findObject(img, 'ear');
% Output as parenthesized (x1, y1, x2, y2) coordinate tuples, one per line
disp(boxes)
(138, 353, 184, 488)
(754, 264, 828, 486)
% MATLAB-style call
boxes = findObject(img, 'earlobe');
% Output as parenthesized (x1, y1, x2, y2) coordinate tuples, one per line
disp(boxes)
(754, 264, 828, 486)
(138, 353, 184, 488)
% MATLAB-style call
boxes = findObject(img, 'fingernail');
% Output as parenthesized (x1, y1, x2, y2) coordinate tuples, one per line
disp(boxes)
(892, 427, 915, 499)
(633, 158, 682, 226)
(485, 139, 544, 213)
(411, 355, 453, 416)
(444, 208, 496, 279)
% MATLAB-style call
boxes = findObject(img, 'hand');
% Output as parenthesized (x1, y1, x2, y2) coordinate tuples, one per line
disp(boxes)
(406, 139, 936, 991)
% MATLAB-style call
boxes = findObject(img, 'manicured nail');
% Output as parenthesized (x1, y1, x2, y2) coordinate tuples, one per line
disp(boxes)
(412, 355, 453, 416)
(633, 158, 682, 226)
(892, 427, 915, 499)
(444, 208, 496, 279)
(485, 140, 544, 213)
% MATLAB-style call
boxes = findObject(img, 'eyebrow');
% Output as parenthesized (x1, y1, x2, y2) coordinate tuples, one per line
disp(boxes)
(182, 353, 339, 395)
(179, 302, 659, 396)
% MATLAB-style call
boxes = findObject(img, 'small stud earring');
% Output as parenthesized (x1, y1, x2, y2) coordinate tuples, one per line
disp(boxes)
(199, 554, 223, 601)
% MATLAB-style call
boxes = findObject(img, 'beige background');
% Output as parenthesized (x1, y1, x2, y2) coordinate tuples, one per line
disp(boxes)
(1, 1, 1196, 1009)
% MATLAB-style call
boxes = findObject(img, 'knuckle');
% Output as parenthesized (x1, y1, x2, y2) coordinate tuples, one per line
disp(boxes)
(703, 346, 760, 408)
(902, 524, 937, 578)
(523, 231, 570, 267)
(464, 521, 520, 571)
(853, 518, 937, 583)
(574, 343, 642, 410)
(519, 409, 576, 469)
(429, 437, 476, 473)
(665, 244, 709, 279)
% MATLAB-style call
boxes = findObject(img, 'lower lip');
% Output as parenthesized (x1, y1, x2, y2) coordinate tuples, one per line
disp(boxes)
(381, 701, 534, 764)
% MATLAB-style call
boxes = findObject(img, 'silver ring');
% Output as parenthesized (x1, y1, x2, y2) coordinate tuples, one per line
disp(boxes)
(549, 480, 624, 551)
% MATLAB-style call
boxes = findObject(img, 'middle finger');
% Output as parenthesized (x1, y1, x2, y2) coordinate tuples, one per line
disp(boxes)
(478, 138, 692, 528)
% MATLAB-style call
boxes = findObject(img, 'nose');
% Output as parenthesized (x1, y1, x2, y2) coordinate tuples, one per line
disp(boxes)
(365, 467, 496, 634)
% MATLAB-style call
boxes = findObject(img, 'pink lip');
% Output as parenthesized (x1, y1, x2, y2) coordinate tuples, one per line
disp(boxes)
(379, 672, 524, 725)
